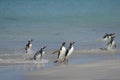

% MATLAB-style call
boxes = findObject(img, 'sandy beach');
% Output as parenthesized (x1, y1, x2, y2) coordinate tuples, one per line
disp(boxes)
(25, 59, 120, 80)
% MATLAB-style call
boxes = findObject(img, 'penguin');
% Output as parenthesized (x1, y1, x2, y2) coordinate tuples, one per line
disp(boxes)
(33, 46, 47, 61)
(108, 33, 115, 40)
(103, 33, 115, 41)
(25, 39, 33, 53)
(109, 33, 115, 37)
(103, 33, 109, 41)
(64, 41, 75, 63)
(53, 42, 66, 64)
(107, 36, 116, 49)
(100, 33, 116, 51)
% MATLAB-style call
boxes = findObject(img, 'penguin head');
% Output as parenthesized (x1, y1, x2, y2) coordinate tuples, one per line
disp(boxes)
(42, 46, 47, 49)
(111, 33, 115, 37)
(70, 41, 75, 45)
(111, 36, 115, 39)
(112, 33, 115, 35)
(28, 39, 33, 43)
(39, 46, 47, 52)
(30, 39, 34, 42)
(62, 42, 66, 46)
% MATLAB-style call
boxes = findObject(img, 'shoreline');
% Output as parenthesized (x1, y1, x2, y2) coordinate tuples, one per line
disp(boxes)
(25, 59, 120, 80)
(0, 49, 120, 66)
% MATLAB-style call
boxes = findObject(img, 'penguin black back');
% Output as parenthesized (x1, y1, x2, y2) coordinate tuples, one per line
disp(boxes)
(65, 41, 75, 57)
(33, 46, 46, 60)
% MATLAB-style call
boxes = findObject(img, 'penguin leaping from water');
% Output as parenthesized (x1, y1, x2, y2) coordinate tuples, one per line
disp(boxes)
(103, 33, 109, 41)
(103, 33, 115, 41)
(107, 36, 116, 49)
(64, 41, 75, 63)
(53, 42, 66, 64)
(33, 46, 47, 61)
(25, 39, 33, 53)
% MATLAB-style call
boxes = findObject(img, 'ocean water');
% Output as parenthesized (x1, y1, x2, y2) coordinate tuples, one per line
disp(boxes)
(0, 0, 120, 80)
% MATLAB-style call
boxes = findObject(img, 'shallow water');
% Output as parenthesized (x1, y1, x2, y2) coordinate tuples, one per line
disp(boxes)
(0, 49, 120, 80)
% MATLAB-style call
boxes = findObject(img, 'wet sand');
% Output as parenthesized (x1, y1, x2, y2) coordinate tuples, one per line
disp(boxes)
(25, 59, 120, 80)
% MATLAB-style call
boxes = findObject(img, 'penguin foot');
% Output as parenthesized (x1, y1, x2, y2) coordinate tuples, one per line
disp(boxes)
(54, 60, 58, 63)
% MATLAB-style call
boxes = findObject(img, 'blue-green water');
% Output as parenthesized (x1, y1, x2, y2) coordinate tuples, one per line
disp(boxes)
(0, 0, 120, 80)
(0, 0, 120, 50)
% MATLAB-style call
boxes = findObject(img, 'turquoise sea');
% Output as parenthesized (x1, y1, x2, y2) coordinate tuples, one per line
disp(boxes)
(0, 0, 120, 80)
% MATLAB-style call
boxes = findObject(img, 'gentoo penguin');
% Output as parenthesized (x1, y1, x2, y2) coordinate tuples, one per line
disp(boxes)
(25, 39, 33, 53)
(53, 42, 66, 64)
(108, 33, 115, 40)
(109, 33, 115, 37)
(103, 33, 109, 41)
(103, 33, 115, 41)
(33, 46, 46, 61)
(107, 36, 116, 49)
(64, 41, 75, 63)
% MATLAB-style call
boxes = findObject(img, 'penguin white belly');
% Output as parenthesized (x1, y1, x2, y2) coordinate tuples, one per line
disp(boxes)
(42, 51, 45, 56)
(59, 47, 66, 60)
(29, 44, 32, 48)
(107, 41, 115, 49)
(36, 52, 45, 60)
(66, 47, 74, 58)
(26, 48, 31, 54)
(111, 41, 115, 47)
(36, 54, 41, 60)
(108, 36, 112, 39)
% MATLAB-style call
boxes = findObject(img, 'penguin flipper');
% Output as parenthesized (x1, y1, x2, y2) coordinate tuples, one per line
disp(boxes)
(54, 60, 58, 63)
(52, 50, 60, 54)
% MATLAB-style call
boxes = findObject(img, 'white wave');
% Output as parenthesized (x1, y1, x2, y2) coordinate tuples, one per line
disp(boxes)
(0, 59, 48, 64)
(75, 49, 120, 54)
